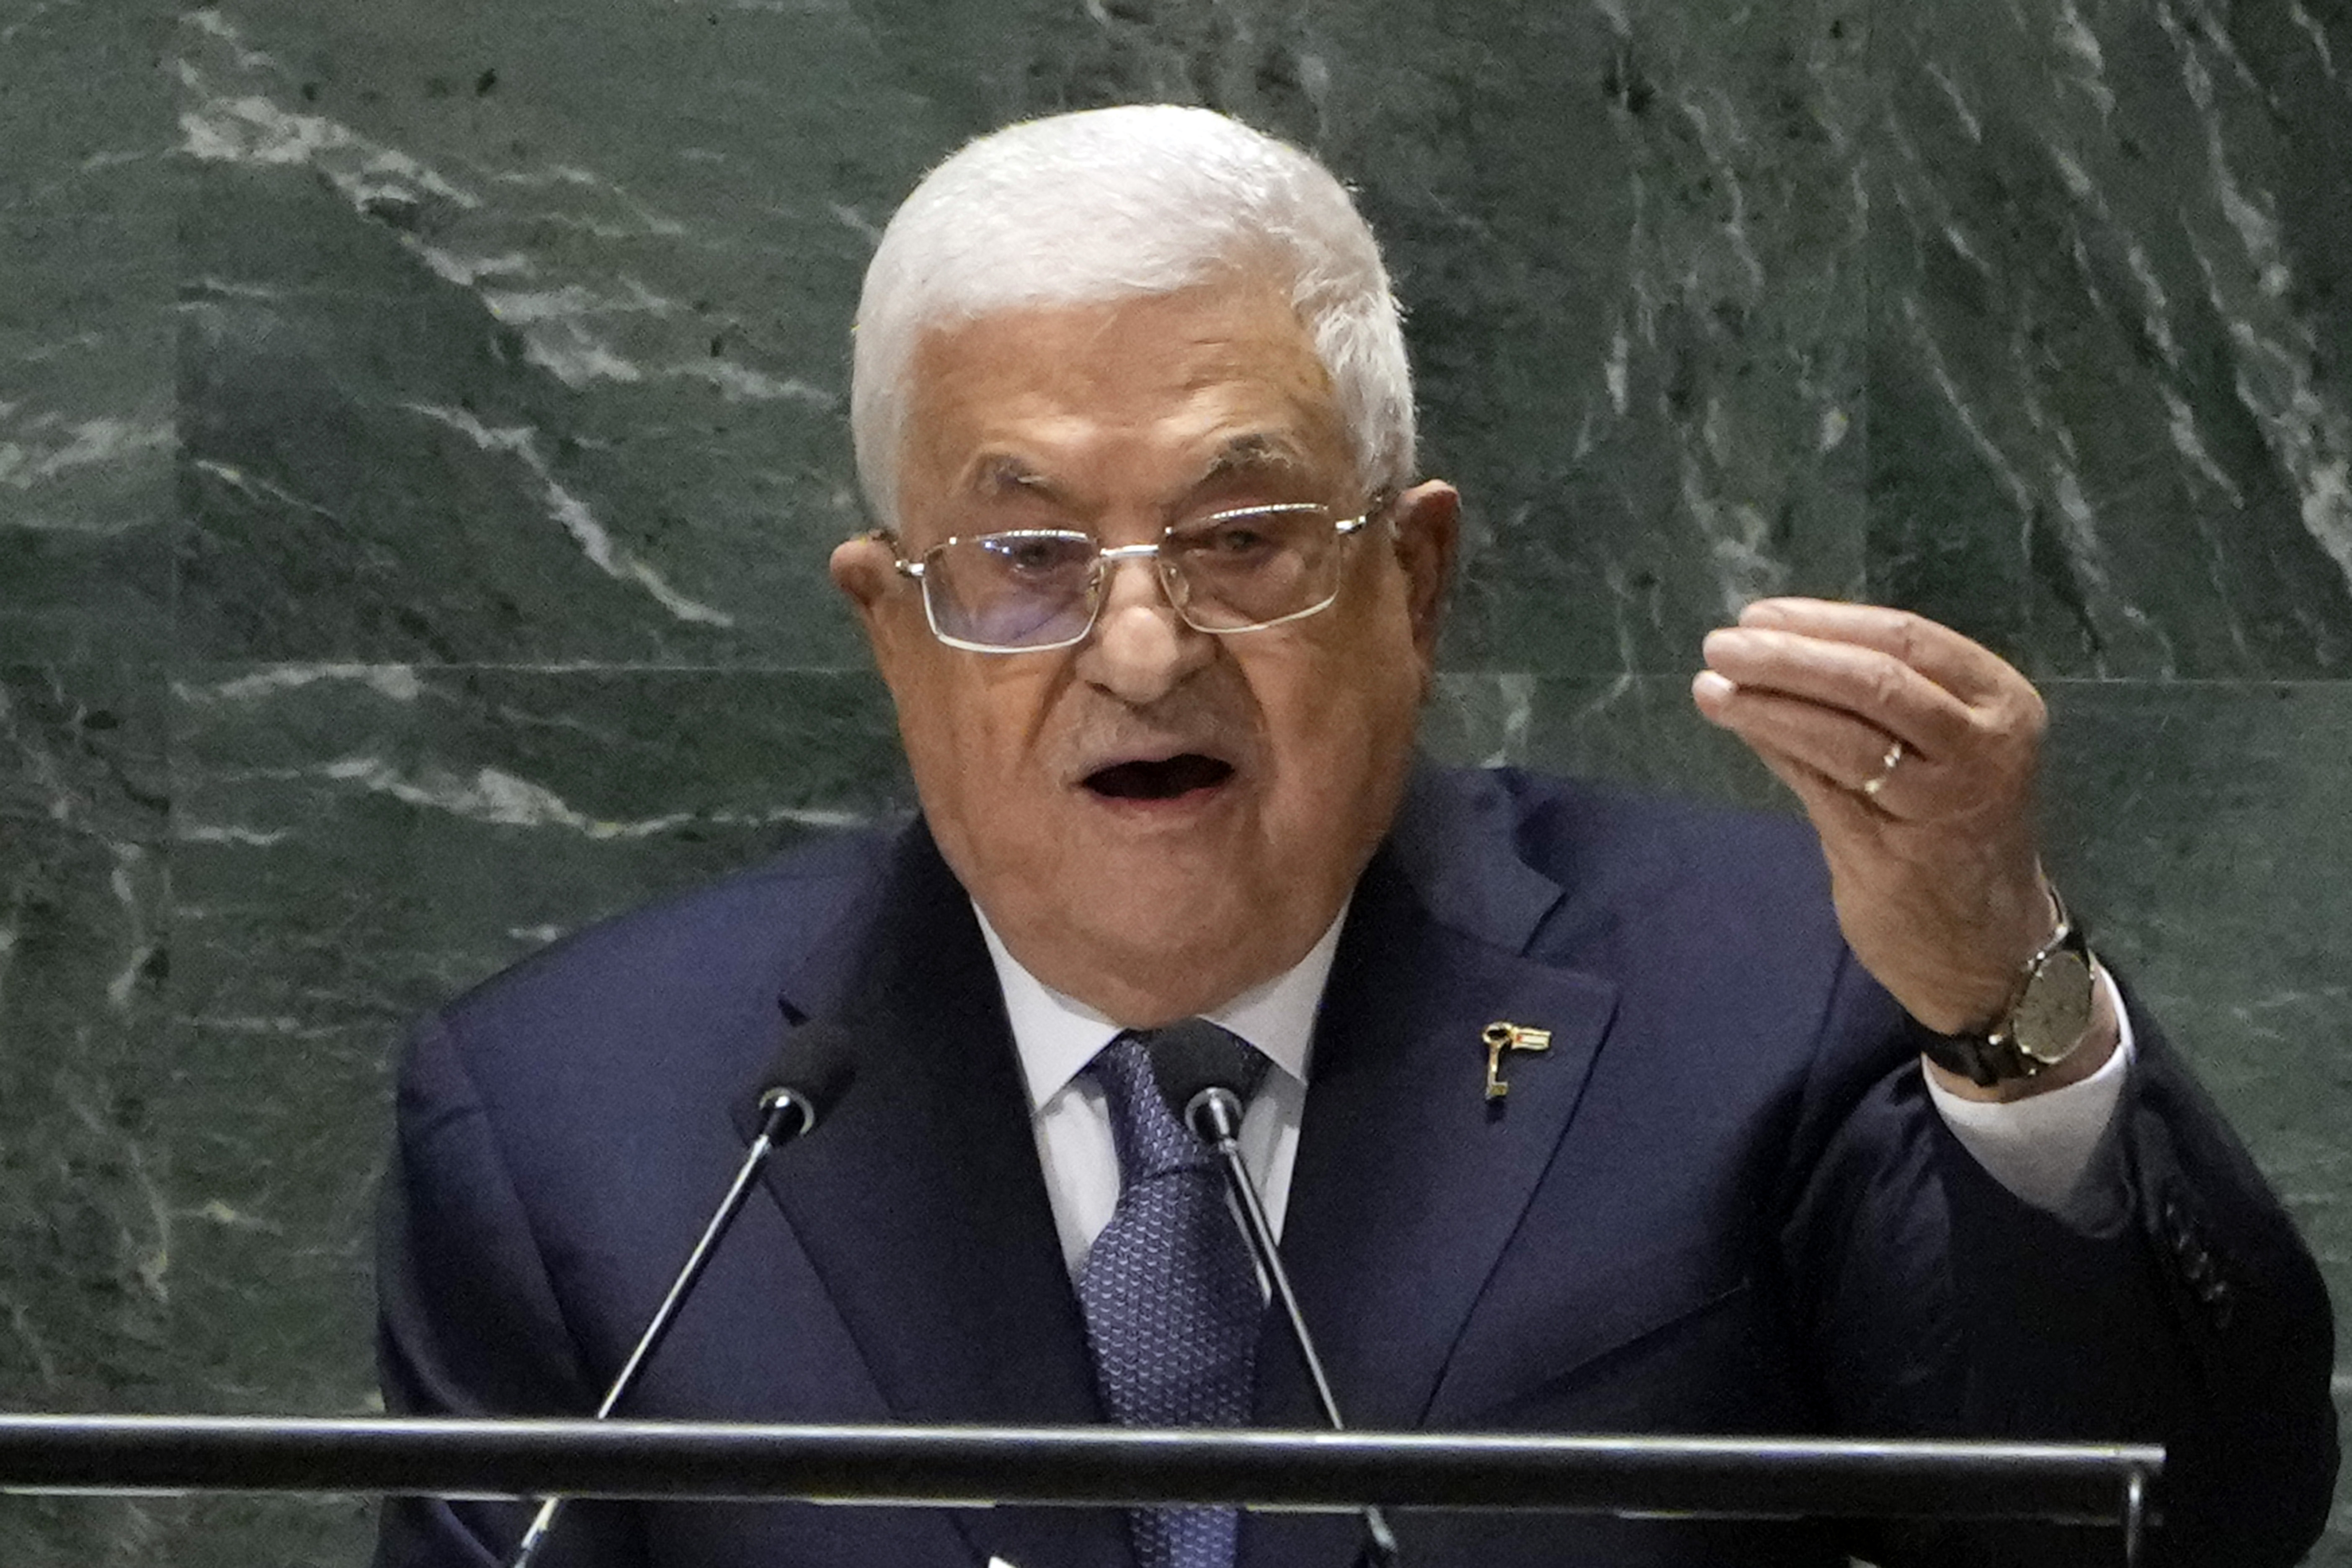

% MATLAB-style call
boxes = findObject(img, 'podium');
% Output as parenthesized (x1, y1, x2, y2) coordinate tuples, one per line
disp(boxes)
(0, 1414, 2159, 1563)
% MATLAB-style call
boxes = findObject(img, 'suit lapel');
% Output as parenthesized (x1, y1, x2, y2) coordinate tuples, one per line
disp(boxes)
(737, 823, 1133, 1568)
(1241, 775, 1619, 1568)
(1262, 847, 1617, 1434)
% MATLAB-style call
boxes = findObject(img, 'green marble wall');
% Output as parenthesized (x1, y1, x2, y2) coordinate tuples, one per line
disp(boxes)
(3, 0, 2347, 1561)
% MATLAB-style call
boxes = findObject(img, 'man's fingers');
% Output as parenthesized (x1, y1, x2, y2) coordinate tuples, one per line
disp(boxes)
(1736, 597, 2015, 706)
(1741, 735, 1877, 840)
(1692, 663, 1975, 815)
(1701, 625, 1979, 761)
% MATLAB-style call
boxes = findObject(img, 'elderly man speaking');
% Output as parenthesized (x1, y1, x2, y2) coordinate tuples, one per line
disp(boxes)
(374, 106, 2337, 1568)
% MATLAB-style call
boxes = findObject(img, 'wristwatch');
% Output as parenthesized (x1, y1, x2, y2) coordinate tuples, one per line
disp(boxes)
(1919, 888, 2099, 1088)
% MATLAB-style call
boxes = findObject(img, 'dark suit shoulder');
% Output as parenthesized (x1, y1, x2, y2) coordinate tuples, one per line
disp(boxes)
(1492, 765, 1822, 887)
(418, 822, 903, 1143)
(439, 825, 895, 1032)
(1400, 763, 1843, 974)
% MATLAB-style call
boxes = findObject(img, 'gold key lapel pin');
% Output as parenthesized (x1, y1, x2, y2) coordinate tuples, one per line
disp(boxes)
(1482, 1021, 1553, 1101)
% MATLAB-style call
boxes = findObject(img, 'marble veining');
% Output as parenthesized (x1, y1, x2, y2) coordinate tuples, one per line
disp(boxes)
(397, 403, 738, 627)
(1871, 0, 2352, 675)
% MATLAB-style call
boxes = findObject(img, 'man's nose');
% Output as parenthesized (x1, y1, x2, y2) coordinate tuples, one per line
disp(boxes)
(1075, 551, 1215, 704)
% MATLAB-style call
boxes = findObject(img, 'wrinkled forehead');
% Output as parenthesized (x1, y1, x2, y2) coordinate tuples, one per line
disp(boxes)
(896, 286, 1355, 520)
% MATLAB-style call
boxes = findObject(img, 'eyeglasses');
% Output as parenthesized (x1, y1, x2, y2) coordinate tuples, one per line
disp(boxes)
(878, 495, 1391, 653)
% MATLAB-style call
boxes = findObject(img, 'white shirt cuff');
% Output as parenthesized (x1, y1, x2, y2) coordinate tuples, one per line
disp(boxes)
(1923, 967, 2135, 1230)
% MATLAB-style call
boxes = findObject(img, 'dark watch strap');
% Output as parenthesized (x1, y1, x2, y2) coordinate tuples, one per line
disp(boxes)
(1918, 1017, 2039, 1089)
(1916, 893, 2096, 1088)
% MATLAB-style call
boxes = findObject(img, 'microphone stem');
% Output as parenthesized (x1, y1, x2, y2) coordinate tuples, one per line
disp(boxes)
(600, 1099, 795, 1418)
(1205, 1132, 1402, 1568)
(508, 1095, 799, 1568)
(1206, 1138, 1339, 1428)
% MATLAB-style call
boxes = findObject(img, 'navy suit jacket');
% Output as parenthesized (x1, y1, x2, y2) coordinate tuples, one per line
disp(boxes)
(376, 767, 2337, 1568)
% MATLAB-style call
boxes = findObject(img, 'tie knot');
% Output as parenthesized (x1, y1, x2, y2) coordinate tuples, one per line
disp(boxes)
(1088, 1021, 1266, 1181)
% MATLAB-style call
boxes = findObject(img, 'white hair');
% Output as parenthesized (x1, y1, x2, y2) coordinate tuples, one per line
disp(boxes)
(850, 104, 1416, 525)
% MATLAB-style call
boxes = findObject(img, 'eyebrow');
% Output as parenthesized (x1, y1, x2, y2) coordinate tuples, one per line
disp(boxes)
(957, 432, 1316, 515)
(1194, 432, 1311, 488)
(970, 453, 1062, 500)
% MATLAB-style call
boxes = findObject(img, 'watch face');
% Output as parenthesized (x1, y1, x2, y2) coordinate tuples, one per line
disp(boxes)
(2013, 948, 2096, 1064)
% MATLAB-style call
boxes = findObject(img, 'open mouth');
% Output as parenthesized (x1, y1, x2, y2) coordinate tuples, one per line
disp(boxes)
(1082, 753, 1235, 802)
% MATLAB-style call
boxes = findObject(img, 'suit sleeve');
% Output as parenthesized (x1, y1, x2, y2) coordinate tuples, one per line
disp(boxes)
(1777, 952, 2337, 1567)
(374, 1012, 650, 1568)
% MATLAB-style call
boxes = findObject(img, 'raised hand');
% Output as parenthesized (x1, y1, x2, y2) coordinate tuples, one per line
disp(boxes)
(1691, 597, 2114, 1095)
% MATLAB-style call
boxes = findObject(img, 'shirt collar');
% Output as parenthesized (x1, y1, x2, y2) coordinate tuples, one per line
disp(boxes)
(975, 903, 1346, 1114)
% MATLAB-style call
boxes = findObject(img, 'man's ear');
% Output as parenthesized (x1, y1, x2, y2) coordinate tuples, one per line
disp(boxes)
(830, 533, 901, 634)
(1388, 480, 1460, 664)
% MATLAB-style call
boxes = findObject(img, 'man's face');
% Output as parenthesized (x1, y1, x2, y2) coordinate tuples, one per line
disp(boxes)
(831, 281, 1457, 1026)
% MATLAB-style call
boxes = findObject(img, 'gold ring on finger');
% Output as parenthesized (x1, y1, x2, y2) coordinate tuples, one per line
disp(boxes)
(1859, 737, 1904, 800)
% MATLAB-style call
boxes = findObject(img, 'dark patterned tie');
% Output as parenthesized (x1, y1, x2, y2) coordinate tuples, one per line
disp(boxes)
(1078, 1024, 1269, 1568)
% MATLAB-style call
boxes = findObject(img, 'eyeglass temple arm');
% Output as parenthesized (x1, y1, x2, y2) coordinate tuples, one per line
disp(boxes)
(859, 529, 927, 580)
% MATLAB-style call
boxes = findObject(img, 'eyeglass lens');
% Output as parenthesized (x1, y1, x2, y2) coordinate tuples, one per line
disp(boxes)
(921, 505, 1345, 650)
(925, 532, 1095, 649)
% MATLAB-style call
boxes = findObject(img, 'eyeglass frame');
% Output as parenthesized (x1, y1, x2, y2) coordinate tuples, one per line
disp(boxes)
(870, 489, 1399, 654)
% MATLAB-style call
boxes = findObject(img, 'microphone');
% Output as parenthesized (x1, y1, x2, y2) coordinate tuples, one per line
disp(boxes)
(505, 1021, 855, 1568)
(1149, 1020, 1403, 1568)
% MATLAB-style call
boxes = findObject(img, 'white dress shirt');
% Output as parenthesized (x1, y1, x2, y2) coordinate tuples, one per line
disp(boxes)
(977, 908, 1340, 1278)
(1924, 967, 2136, 1228)
(976, 906, 2137, 1279)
